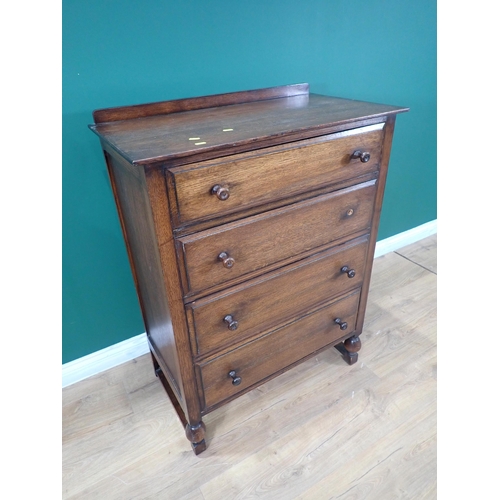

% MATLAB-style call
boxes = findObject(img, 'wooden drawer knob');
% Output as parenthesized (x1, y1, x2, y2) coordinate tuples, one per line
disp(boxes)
(352, 150, 371, 163)
(218, 252, 235, 269)
(334, 318, 348, 330)
(223, 314, 239, 331)
(228, 370, 242, 386)
(341, 265, 356, 278)
(211, 184, 230, 200)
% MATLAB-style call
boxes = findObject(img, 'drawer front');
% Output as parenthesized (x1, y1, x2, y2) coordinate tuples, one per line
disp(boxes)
(199, 289, 361, 410)
(179, 180, 376, 295)
(170, 123, 384, 225)
(189, 236, 368, 355)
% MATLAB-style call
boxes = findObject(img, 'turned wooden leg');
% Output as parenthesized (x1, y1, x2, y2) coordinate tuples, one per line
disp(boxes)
(335, 335, 362, 365)
(185, 421, 207, 455)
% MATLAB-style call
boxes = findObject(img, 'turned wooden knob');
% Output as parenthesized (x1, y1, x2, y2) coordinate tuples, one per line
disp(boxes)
(352, 150, 371, 163)
(211, 184, 230, 200)
(223, 314, 239, 331)
(218, 252, 235, 269)
(341, 265, 356, 278)
(334, 318, 348, 330)
(228, 370, 242, 386)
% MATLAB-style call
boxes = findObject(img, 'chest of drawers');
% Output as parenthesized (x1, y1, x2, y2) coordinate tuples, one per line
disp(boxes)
(90, 84, 408, 454)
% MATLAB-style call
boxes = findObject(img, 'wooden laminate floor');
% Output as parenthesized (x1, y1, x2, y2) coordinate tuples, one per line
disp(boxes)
(62, 234, 437, 499)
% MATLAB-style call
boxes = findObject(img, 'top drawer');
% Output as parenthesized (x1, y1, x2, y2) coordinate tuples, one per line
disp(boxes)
(168, 123, 385, 225)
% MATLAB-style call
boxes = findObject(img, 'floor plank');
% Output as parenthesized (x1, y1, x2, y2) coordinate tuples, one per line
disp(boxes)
(396, 233, 437, 274)
(62, 234, 437, 499)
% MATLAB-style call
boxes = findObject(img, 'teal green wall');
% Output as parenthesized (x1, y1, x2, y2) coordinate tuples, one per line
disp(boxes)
(63, 0, 436, 363)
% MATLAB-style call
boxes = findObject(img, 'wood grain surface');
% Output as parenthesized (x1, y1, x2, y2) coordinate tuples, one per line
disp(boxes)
(179, 180, 376, 295)
(89, 87, 407, 166)
(62, 235, 436, 499)
(92, 83, 310, 123)
(170, 124, 383, 225)
(199, 289, 361, 410)
(188, 236, 369, 357)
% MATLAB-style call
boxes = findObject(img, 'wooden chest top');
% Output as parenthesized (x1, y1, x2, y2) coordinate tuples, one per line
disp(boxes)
(89, 83, 407, 166)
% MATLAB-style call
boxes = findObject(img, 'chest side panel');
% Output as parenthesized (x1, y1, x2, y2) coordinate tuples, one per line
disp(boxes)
(105, 151, 185, 405)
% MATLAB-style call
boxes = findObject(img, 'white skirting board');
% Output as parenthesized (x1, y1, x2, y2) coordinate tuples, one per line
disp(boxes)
(373, 219, 437, 258)
(62, 219, 437, 388)
(62, 333, 150, 388)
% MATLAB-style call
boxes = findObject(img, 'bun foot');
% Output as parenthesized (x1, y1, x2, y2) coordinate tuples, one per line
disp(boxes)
(185, 421, 207, 455)
(335, 335, 362, 365)
(191, 439, 207, 455)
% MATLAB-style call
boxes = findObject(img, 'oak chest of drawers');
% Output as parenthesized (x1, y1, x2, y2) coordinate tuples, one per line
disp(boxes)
(90, 84, 408, 454)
